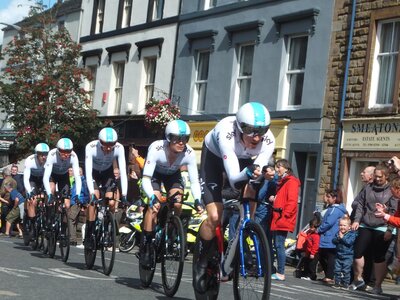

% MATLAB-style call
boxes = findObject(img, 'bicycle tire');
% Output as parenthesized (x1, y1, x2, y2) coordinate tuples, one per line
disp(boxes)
(30, 219, 39, 250)
(161, 215, 185, 297)
(101, 211, 116, 276)
(59, 209, 70, 262)
(48, 229, 57, 258)
(39, 220, 48, 254)
(138, 245, 156, 287)
(119, 231, 136, 253)
(84, 233, 97, 269)
(192, 229, 219, 300)
(22, 215, 30, 246)
(232, 221, 272, 300)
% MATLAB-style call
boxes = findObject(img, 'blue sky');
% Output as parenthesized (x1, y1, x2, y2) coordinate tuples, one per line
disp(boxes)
(0, 0, 57, 44)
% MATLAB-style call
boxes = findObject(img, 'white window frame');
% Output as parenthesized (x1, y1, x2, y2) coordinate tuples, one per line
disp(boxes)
(192, 50, 210, 113)
(232, 43, 254, 112)
(204, 0, 216, 10)
(122, 0, 133, 28)
(95, 0, 105, 34)
(113, 62, 125, 115)
(151, 0, 164, 21)
(280, 35, 308, 109)
(369, 19, 400, 108)
(86, 65, 97, 108)
(144, 57, 157, 103)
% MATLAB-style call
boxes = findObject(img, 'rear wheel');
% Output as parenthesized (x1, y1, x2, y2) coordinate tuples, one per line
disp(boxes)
(139, 245, 156, 287)
(232, 222, 271, 300)
(59, 210, 70, 262)
(101, 212, 116, 276)
(119, 232, 136, 253)
(161, 215, 185, 297)
(22, 215, 31, 246)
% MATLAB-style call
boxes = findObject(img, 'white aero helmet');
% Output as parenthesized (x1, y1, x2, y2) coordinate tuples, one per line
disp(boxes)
(56, 138, 73, 151)
(165, 120, 191, 143)
(98, 127, 118, 144)
(34, 143, 50, 154)
(236, 102, 271, 136)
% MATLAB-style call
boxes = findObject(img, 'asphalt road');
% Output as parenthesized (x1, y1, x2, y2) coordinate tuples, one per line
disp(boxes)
(0, 236, 398, 300)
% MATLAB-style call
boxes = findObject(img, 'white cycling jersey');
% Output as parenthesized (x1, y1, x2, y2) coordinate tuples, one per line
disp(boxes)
(204, 116, 275, 186)
(142, 140, 201, 200)
(85, 140, 127, 196)
(23, 154, 45, 194)
(43, 148, 82, 196)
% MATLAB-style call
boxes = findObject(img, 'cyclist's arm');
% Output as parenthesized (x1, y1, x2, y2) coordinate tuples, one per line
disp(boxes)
(23, 162, 32, 194)
(116, 144, 128, 196)
(43, 159, 53, 196)
(253, 131, 275, 169)
(85, 144, 95, 195)
(186, 156, 201, 201)
(141, 159, 157, 199)
(71, 154, 82, 196)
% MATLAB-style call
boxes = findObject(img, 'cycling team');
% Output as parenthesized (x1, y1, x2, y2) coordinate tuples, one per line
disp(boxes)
(16, 101, 275, 295)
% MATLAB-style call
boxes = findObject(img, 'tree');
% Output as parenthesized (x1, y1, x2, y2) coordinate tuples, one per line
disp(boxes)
(0, 1, 100, 159)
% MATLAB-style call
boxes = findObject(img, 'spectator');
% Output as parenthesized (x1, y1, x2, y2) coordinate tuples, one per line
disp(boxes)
(129, 145, 144, 170)
(2, 182, 25, 237)
(0, 168, 17, 234)
(318, 189, 347, 285)
(11, 164, 25, 235)
(299, 218, 320, 281)
(350, 164, 396, 295)
(127, 165, 141, 204)
(270, 159, 300, 281)
(332, 216, 357, 289)
(350, 166, 375, 222)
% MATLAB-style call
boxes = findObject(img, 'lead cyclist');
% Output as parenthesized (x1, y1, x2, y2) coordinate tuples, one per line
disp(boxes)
(193, 101, 275, 294)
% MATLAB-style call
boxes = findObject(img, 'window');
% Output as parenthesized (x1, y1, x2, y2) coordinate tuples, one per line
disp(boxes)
(86, 65, 97, 107)
(95, 0, 106, 34)
(144, 57, 157, 102)
(149, 0, 164, 21)
(235, 44, 254, 109)
(283, 36, 308, 107)
(369, 19, 400, 108)
(204, 0, 216, 10)
(58, 20, 65, 31)
(119, 0, 132, 28)
(193, 51, 210, 112)
(113, 62, 125, 115)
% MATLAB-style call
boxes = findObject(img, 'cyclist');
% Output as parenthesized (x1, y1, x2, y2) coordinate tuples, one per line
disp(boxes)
(84, 127, 128, 249)
(23, 143, 49, 226)
(139, 119, 203, 268)
(43, 138, 82, 209)
(193, 101, 275, 293)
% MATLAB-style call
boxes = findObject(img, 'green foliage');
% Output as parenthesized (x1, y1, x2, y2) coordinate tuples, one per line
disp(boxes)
(0, 2, 100, 158)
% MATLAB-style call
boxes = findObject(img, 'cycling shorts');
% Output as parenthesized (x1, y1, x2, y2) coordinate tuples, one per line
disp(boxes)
(200, 143, 252, 206)
(29, 175, 44, 193)
(92, 166, 118, 193)
(50, 172, 70, 197)
(143, 170, 184, 204)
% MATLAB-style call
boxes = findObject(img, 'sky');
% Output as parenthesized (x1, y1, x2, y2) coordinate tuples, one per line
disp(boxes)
(0, 0, 57, 45)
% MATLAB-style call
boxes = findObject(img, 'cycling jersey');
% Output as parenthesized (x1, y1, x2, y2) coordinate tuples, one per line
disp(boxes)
(43, 148, 82, 197)
(204, 116, 275, 187)
(141, 140, 201, 200)
(23, 154, 45, 194)
(85, 140, 127, 196)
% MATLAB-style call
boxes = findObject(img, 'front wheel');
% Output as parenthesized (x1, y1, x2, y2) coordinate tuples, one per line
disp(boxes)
(138, 244, 156, 287)
(232, 222, 271, 300)
(161, 215, 185, 297)
(59, 210, 70, 262)
(100, 212, 116, 276)
(119, 231, 136, 253)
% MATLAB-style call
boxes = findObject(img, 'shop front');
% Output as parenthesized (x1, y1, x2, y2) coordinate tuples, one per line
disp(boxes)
(341, 117, 400, 213)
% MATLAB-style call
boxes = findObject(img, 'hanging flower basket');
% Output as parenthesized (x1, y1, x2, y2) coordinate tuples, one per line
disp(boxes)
(144, 98, 180, 134)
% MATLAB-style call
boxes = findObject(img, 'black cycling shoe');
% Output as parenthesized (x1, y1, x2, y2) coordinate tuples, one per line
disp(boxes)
(139, 243, 154, 269)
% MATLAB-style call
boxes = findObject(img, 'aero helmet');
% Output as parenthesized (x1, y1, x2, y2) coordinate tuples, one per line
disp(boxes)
(98, 127, 118, 144)
(34, 143, 50, 154)
(56, 138, 73, 151)
(165, 120, 191, 143)
(236, 102, 271, 136)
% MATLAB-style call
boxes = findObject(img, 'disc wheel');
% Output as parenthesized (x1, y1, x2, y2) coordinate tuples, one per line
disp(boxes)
(232, 222, 271, 300)
(100, 212, 116, 276)
(59, 210, 71, 262)
(161, 215, 185, 297)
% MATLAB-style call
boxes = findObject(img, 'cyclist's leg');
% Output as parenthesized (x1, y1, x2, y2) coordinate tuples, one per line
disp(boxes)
(84, 188, 100, 249)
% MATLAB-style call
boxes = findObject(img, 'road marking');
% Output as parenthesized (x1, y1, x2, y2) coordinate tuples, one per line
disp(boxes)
(0, 290, 19, 296)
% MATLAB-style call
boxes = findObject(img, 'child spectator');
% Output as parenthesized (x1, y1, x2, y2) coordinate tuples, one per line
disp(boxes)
(332, 216, 357, 289)
(299, 218, 320, 280)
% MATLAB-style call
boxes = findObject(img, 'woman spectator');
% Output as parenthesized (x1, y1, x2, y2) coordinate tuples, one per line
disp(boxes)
(350, 164, 396, 294)
(270, 159, 300, 281)
(317, 189, 347, 284)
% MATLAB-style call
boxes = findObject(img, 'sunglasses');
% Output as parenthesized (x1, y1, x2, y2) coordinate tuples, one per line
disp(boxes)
(37, 152, 48, 156)
(169, 134, 190, 144)
(240, 123, 269, 137)
(100, 140, 116, 148)
(59, 149, 72, 154)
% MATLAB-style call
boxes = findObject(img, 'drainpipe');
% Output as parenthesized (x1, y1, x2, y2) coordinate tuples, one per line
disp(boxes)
(333, 0, 357, 189)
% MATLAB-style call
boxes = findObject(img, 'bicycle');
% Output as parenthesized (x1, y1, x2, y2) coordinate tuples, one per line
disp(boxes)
(84, 185, 117, 276)
(138, 191, 188, 297)
(46, 190, 71, 262)
(192, 183, 273, 300)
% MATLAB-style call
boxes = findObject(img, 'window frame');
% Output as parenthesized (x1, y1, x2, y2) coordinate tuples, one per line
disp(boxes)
(144, 56, 157, 103)
(148, 0, 164, 22)
(192, 50, 210, 112)
(113, 62, 125, 115)
(362, 7, 400, 114)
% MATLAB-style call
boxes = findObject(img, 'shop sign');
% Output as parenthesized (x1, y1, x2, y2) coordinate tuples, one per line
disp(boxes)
(342, 118, 400, 151)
